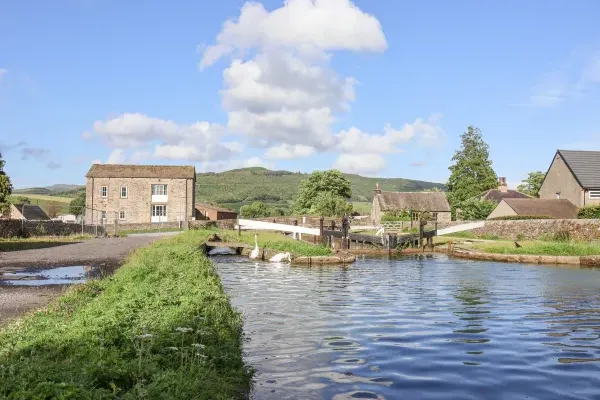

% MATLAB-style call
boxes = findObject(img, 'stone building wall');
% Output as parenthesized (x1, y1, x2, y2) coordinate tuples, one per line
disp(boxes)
(85, 177, 195, 225)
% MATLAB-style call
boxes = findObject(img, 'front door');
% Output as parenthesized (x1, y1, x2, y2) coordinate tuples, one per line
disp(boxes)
(151, 204, 167, 223)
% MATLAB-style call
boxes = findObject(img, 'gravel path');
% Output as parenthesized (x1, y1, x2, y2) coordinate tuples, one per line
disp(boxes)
(0, 233, 179, 325)
(0, 233, 177, 271)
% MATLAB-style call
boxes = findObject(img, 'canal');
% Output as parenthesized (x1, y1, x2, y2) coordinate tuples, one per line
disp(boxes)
(213, 254, 600, 400)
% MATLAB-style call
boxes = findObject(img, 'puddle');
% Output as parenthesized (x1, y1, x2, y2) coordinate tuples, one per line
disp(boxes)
(0, 265, 116, 286)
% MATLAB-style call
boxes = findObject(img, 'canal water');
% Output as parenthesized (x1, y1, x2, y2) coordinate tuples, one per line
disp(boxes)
(213, 254, 600, 400)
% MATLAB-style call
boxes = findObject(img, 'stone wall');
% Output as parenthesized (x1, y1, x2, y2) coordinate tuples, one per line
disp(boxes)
(431, 219, 600, 240)
(104, 219, 236, 232)
(0, 220, 106, 238)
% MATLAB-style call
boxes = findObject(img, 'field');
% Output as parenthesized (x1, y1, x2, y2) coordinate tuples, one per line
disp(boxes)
(0, 231, 252, 399)
(9, 194, 74, 216)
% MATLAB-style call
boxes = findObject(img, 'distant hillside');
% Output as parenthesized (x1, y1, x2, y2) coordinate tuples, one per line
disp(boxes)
(196, 167, 444, 212)
(13, 184, 84, 197)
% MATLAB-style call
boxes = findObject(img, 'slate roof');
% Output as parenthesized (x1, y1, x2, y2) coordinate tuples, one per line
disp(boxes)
(481, 189, 531, 202)
(502, 199, 579, 219)
(375, 191, 451, 212)
(558, 150, 600, 189)
(86, 164, 195, 179)
(195, 203, 237, 214)
(12, 204, 51, 221)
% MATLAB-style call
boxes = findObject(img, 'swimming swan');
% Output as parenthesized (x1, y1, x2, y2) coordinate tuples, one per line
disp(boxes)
(269, 252, 291, 263)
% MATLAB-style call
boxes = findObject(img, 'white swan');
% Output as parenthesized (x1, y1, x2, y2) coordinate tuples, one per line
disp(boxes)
(269, 252, 291, 263)
(249, 234, 260, 259)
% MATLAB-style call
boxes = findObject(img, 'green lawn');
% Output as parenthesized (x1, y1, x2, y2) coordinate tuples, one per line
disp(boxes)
(350, 201, 371, 215)
(0, 231, 252, 399)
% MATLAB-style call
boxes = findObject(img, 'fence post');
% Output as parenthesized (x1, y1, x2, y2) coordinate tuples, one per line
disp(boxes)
(419, 219, 425, 251)
(319, 216, 325, 245)
(293, 220, 298, 240)
(238, 218, 241, 236)
(341, 216, 349, 250)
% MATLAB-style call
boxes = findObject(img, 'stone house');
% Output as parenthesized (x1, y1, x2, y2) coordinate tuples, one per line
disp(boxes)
(370, 184, 451, 224)
(9, 203, 50, 221)
(195, 203, 238, 221)
(480, 177, 531, 202)
(85, 164, 196, 225)
(487, 198, 579, 220)
(539, 150, 600, 207)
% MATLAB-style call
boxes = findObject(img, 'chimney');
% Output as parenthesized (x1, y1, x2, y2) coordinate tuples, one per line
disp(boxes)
(498, 177, 507, 192)
(375, 183, 381, 194)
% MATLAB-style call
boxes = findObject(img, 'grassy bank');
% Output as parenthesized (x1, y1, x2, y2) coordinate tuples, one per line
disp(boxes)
(0, 235, 93, 252)
(0, 231, 251, 399)
(201, 229, 332, 257)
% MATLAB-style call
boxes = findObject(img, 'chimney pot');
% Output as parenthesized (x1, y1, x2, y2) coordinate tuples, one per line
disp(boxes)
(498, 177, 507, 192)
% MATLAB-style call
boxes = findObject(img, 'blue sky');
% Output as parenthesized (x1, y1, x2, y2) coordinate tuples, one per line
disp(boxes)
(1, 0, 600, 189)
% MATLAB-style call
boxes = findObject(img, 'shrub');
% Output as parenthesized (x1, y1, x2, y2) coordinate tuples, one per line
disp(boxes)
(516, 233, 525, 241)
(488, 215, 554, 220)
(381, 208, 411, 222)
(578, 205, 600, 219)
(457, 198, 497, 221)
(552, 230, 571, 243)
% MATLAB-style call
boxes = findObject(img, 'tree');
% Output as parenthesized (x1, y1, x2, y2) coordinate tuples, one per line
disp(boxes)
(0, 153, 13, 216)
(240, 201, 271, 218)
(45, 202, 61, 218)
(446, 126, 498, 209)
(69, 190, 86, 216)
(308, 192, 353, 217)
(292, 170, 351, 214)
(457, 198, 497, 221)
(517, 171, 545, 198)
(423, 187, 443, 192)
(14, 196, 30, 204)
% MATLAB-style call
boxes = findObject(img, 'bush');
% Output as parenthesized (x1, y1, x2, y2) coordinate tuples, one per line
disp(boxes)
(578, 205, 600, 219)
(457, 198, 497, 220)
(488, 215, 554, 220)
(552, 230, 571, 243)
(381, 208, 411, 222)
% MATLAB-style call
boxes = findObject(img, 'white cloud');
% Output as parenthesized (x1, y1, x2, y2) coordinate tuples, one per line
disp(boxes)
(524, 48, 600, 107)
(265, 144, 315, 160)
(88, 113, 242, 162)
(333, 153, 386, 175)
(106, 149, 125, 164)
(0, 69, 7, 83)
(200, 0, 387, 68)
(201, 0, 387, 157)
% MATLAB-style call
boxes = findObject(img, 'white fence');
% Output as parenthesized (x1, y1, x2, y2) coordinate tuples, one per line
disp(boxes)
(236, 218, 320, 236)
(436, 221, 485, 236)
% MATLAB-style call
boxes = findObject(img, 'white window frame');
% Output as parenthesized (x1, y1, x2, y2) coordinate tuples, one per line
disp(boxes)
(151, 184, 168, 196)
(119, 211, 126, 220)
(151, 205, 167, 217)
(101, 186, 108, 198)
(589, 190, 600, 199)
(121, 186, 128, 199)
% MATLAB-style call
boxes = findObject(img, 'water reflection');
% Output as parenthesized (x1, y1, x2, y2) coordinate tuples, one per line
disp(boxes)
(214, 255, 600, 400)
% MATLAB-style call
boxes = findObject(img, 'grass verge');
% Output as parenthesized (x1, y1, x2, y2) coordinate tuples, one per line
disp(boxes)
(200, 228, 332, 257)
(0, 231, 251, 399)
(0, 235, 93, 252)
(481, 241, 600, 256)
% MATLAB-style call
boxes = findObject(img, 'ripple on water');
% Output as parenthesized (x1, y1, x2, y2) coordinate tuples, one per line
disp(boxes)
(214, 255, 600, 400)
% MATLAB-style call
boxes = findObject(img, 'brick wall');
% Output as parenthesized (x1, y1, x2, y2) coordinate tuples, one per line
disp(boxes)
(431, 219, 600, 240)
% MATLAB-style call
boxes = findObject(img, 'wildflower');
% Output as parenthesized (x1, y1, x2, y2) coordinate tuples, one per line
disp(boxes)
(175, 327, 194, 333)
(165, 347, 179, 351)
(134, 333, 156, 340)
(195, 353, 207, 359)
(191, 343, 206, 349)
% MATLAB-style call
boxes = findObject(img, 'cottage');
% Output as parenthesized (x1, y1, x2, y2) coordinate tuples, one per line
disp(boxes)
(370, 184, 451, 224)
(487, 198, 579, 220)
(539, 150, 600, 207)
(9, 203, 51, 221)
(480, 177, 531, 202)
(85, 164, 196, 224)
(195, 203, 238, 221)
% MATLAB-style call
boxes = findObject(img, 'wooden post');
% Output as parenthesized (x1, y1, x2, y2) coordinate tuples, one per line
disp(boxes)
(330, 220, 336, 231)
(319, 216, 325, 245)
(238, 219, 241, 236)
(293, 220, 298, 240)
(341, 216, 349, 250)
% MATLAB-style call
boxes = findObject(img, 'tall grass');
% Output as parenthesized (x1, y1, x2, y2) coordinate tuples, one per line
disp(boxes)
(0, 231, 252, 399)
(482, 242, 600, 256)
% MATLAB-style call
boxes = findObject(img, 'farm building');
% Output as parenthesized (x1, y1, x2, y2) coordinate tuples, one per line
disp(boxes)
(487, 198, 579, 220)
(195, 203, 238, 220)
(370, 184, 451, 224)
(9, 203, 51, 221)
(480, 177, 531, 202)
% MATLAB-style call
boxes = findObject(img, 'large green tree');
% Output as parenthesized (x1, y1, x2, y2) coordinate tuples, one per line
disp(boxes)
(292, 170, 352, 214)
(309, 192, 353, 217)
(69, 190, 86, 216)
(446, 126, 498, 208)
(517, 171, 545, 198)
(0, 153, 13, 215)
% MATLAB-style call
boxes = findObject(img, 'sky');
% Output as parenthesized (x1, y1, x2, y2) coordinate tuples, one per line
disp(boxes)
(1, 0, 600, 189)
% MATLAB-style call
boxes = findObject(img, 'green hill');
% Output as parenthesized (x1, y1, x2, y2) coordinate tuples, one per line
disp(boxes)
(196, 167, 444, 212)
(13, 184, 84, 197)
